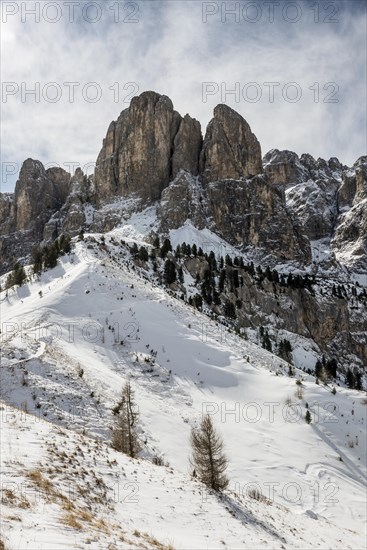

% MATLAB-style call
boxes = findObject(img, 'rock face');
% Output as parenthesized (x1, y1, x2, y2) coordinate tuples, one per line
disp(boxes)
(0, 194, 14, 233)
(263, 150, 345, 243)
(1, 92, 365, 274)
(206, 176, 309, 261)
(44, 167, 96, 239)
(14, 160, 70, 232)
(172, 115, 202, 178)
(0, 159, 70, 272)
(158, 171, 206, 232)
(332, 157, 367, 270)
(181, 252, 366, 367)
(95, 91, 202, 204)
(0, 91, 366, 374)
(200, 104, 262, 183)
(263, 149, 344, 186)
(157, 170, 310, 263)
(95, 96, 262, 203)
(263, 149, 309, 184)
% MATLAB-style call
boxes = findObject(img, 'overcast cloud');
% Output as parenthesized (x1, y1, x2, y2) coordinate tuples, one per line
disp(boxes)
(1, 0, 366, 191)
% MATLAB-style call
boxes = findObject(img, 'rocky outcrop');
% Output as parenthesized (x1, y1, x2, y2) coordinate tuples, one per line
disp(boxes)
(95, 91, 202, 204)
(13, 159, 70, 232)
(0, 159, 70, 272)
(157, 171, 310, 263)
(263, 149, 308, 185)
(200, 104, 262, 183)
(206, 176, 310, 262)
(44, 168, 96, 238)
(263, 150, 345, 242)
(179, 250, 366, 369)
(158, 171, 206, 232)
(332, 157, 367, 270)
(96, 97, 263, 204)
(0, 92, 365, 275)
(263, 149, 344, 186)
(0, 194, 14, 233)
(172, 115, 202, 178)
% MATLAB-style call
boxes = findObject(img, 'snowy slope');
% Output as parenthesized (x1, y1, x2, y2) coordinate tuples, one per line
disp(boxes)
(1, 237, 366, 549)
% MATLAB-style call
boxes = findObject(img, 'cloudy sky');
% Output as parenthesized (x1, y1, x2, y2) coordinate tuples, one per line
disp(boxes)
(1, 0, 366, 191)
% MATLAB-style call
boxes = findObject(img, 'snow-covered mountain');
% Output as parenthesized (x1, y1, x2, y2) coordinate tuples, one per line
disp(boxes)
(1, 229, 366, 549)
(1, 93, 366, 374)
(1, 91, 366, 549)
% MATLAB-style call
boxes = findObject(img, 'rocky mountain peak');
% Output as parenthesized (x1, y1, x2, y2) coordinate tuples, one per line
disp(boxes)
(94, 92, 263, 204)
(17, 158, 47, 186)
(1, 91, 366, 275)
(94, 90, 202, 204)
(199, 104, 262, 183)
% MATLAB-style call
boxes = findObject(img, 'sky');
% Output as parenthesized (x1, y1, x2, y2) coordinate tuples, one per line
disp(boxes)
(1, 0, 366, 192)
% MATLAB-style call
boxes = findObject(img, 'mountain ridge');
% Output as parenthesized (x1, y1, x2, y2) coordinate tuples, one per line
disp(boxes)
(1, 91, 366, 373)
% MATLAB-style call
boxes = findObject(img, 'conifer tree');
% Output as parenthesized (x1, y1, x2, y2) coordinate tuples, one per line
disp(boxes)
(190, 415, 229, 492)
(111, 381, 141, 458)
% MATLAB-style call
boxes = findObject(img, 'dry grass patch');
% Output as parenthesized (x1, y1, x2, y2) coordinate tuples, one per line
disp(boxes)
(61, 511, 83, 530)
(26, 468, 55, 497)
(1, 487, 31, 509)
(248, 488, 272, 505)
(140, 532, 175, 550)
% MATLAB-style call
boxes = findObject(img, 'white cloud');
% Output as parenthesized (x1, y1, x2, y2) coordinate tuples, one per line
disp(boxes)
(1, 0, 366, 191)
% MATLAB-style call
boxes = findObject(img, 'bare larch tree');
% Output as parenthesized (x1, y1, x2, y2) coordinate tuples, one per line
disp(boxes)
(111, 380, 141, 458)
(190, 414, 229, 491)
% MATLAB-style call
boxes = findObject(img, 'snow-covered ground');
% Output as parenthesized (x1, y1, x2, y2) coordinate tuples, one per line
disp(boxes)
(1, 237, 366, 549)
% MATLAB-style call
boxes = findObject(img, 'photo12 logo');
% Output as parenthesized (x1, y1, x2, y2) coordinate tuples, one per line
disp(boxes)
(202, 2, 340, 24)
(232, 479, 339, 505)
(1, 2, 140, 24)
(202, 400, 340, 424)
(1, 161, 96, 185)
(1, 82, 140, 104)
(202, 81, 339, 104)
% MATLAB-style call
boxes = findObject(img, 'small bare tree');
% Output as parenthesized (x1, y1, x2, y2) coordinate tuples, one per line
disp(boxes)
(111, 380, 141, 458)
(190, 415, 229, 492)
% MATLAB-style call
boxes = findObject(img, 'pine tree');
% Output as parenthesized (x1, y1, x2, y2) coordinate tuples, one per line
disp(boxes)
(305, 410, 312, 424)
(218, 269, 226, 292)
(58, 234, 71, 254)
(225, 254, 233, 267)
(111, 381, 141, 458)
(164, 259, 177, 285)
(224, 300, 236, 319)
(190, 415, 229, 492)
(152, 235, 160, 249)
(130, 242, 139, 257)
(262, 331, 272, 352)
(6, 263, 27, 288)
(355, 370, 363, 391)
(208, 251, 217, 271)
(326, 358, 337, 378)
(14, 264, 27, 286)
(32, 246, 44, 275)
(160, 238, 172, 259)
(44, 245, 59, 270)
(192, 294, 203, 310)
(278, 339, 292, 363)
(138, 246, 149, 262)
(315, 359, 323, 379)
